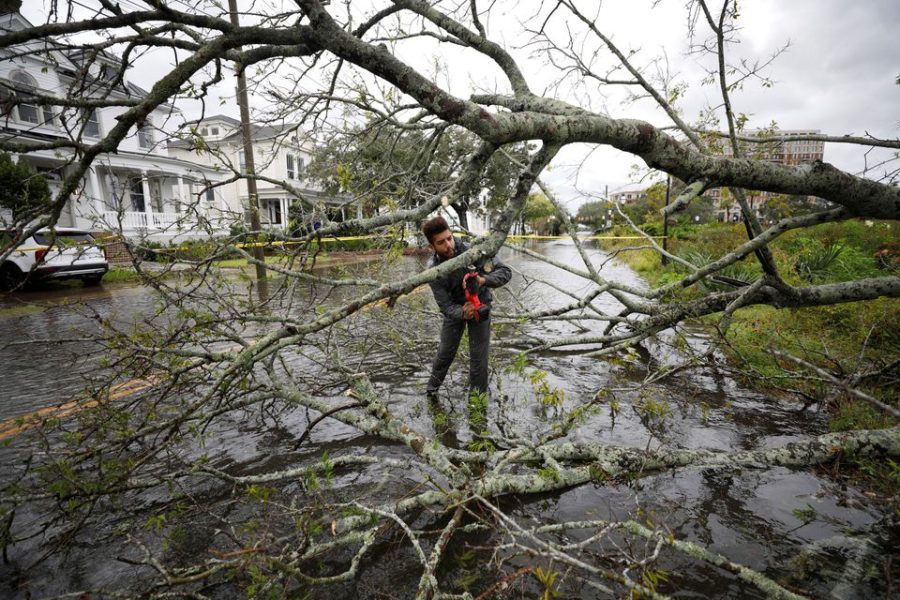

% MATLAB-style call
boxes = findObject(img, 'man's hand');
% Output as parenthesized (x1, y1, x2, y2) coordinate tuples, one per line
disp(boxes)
(462, 302, 476, 320)
(461, 275, 487, 289)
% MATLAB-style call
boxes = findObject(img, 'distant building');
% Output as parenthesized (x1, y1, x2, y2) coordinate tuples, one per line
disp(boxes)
(0, 11, 226, 240)
(168, 115, 358, 232)
(706, 130, 826, 222)
(610, 189, 647, 204)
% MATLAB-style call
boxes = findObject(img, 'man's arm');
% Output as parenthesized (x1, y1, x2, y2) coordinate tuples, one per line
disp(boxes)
(429, 279, 466, 321)
(482, 257, 512, 289)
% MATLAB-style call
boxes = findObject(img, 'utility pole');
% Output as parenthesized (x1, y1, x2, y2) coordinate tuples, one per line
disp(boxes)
(228, 0, 266, 284)
(662, 175, 670, 266)
(605, 184, 610, 230)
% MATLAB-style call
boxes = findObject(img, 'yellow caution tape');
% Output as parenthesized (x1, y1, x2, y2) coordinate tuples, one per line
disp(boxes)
(234, 235, 391, 249)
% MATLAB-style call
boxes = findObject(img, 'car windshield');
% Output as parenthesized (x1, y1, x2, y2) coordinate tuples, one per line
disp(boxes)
(33, 232, 95, 245)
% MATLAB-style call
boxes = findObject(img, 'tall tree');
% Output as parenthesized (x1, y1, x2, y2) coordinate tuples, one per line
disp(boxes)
(306, 120, 530, 228)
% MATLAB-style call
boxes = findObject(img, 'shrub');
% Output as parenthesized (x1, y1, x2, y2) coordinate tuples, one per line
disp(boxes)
(678, 249, 761, 291)
(831, 246, 882, 280)
(793, 238, 844, 282)
(0, 153, 51, 222)
(641, 221, 662, 237)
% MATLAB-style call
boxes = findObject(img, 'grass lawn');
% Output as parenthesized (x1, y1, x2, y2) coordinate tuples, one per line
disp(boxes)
(596, 219, 898, 431)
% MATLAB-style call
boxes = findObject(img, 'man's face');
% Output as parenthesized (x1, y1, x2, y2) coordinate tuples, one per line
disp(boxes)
(429, 229, 455, 259)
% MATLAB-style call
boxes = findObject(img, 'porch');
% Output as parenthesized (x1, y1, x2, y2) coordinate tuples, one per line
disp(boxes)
(82, 164, 232, 238)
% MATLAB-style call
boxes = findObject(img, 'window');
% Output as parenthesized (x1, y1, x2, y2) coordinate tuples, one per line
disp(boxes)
(297, 156, 305, 178)
(205, 187, 215, 203)
(84, 109, 101, 138)
(138, 122, 154, 148)
(41, 105, 55, 125)
(238, 151, 246, 173)
(201, 127, 208, 136)
(268, 199, 282, 225)
(10, 71, 39, 124)
(34, 231, 94, 245)
(286, 154, 295, 179)
(211, 127, 219, 136)
(129, 178, 146, 212)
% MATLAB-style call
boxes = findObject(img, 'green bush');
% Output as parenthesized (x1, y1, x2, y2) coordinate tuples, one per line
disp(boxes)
(678, 249, 761, 291)
(0, 153, 51, 221)
(134, 239, 244, 263)
(787, 236, 883, 283)
(134, 240, 165, 262)
(831, 246, 882, 280)
(641, 221, 662, 237)
(793, 238, 844, 282)
(291, 236, 407, 254)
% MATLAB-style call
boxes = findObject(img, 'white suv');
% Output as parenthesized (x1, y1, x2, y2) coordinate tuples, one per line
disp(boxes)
(0, 228, 109, 290)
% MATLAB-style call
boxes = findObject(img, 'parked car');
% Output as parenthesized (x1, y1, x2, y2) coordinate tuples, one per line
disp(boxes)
(0, 228, 109, 290)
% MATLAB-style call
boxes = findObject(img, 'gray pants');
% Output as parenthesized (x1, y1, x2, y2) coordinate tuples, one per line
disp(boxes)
(426, 316, 491, 395)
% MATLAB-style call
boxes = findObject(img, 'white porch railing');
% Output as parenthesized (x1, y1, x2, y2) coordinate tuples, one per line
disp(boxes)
(151, 212, 181, 229)
(102, 211, 189, 231)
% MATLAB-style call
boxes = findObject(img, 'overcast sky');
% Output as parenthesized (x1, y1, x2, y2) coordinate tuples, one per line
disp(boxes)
(20, 0, 900, 210)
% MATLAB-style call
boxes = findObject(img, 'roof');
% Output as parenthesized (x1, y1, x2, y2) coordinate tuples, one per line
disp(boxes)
(198, 114, 242, 127)
(167, 120, 308, 149)
(2, 12, 176, 109)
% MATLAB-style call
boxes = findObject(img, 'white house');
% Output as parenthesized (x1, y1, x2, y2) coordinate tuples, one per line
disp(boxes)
(0, 11, 227, 240)
(168, 115, 359, 232)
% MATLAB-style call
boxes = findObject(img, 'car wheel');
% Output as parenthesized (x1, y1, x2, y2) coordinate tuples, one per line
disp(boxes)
(82, 274, 104, 287)
(0, 264, 25, 291)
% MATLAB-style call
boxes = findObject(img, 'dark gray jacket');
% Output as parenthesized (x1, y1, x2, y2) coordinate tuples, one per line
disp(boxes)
(428, 238, 512, 322)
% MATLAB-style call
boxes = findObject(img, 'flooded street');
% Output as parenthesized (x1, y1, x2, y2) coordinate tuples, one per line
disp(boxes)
(0, 240, 894, 599)
(0, 285, 159, 418)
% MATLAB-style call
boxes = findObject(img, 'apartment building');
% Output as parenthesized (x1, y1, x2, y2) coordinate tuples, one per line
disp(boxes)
(706, 130, 826, 221)
(610, 189, 648, 204)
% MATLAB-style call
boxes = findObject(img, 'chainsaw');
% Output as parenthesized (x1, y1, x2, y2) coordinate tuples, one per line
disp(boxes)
(463, 266, 489, 321)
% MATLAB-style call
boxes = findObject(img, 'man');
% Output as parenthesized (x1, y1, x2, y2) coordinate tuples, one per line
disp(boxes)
(422, 216, 512, 398)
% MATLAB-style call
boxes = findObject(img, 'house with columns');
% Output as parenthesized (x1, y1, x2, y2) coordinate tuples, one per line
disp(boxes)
(0, 10, 227, 240)
(168, 114, 360, 232)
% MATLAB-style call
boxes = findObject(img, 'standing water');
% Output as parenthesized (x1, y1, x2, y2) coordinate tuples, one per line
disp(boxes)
(0, 239, 894, 598)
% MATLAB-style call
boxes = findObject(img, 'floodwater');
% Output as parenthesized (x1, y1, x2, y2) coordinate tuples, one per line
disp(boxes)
(0, 240, 895, 599)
